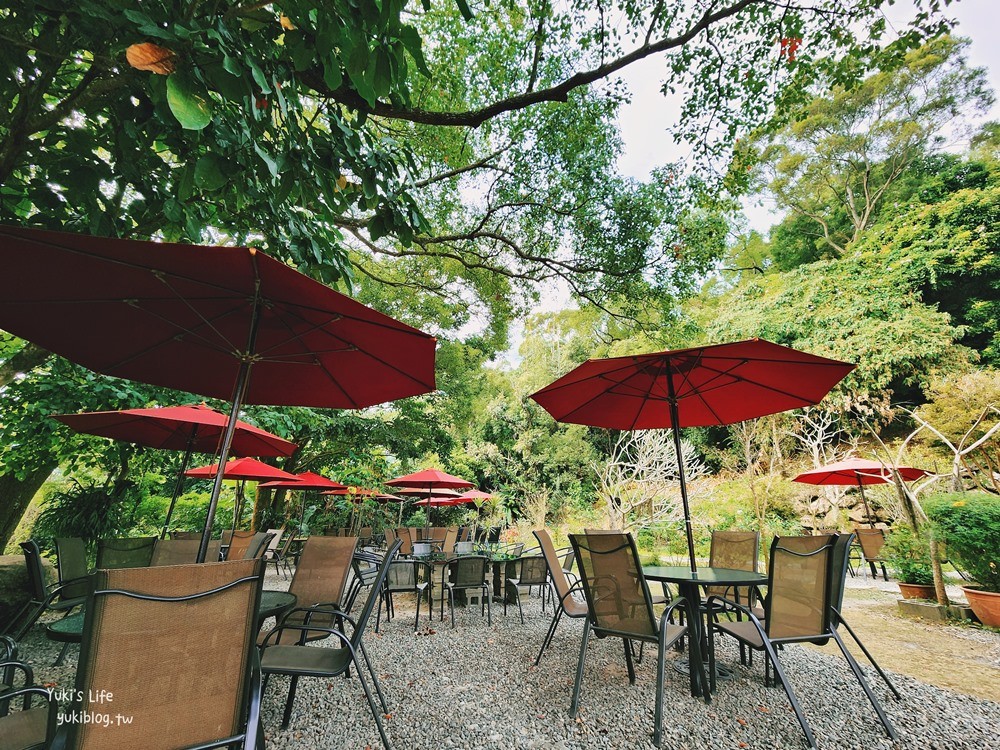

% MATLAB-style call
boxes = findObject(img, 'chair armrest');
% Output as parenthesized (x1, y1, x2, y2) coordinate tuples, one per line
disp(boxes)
(657, 596, 689, 623)
(0, 680, 56, 721)
(705, 594, 767, 631)
(258, 621, 352, 649)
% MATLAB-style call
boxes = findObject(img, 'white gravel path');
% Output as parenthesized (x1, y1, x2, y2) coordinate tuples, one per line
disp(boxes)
(12, 569, 1000, 750)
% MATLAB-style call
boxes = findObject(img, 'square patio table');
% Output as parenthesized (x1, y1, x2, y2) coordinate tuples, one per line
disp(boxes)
(642, 566, 767, 698)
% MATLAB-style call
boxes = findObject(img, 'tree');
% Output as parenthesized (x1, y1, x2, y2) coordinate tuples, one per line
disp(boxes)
(701, 254, 971, 419)
(595, 429, 707, 532)
(750, 36, 992, 266)
(850, 185, 1000, 367)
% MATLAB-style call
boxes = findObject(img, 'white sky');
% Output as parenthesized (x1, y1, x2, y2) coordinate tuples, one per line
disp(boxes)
(615, 0, 1000, 232)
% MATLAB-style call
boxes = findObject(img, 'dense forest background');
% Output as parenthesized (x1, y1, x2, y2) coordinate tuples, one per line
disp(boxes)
(1, 2, 996, 554)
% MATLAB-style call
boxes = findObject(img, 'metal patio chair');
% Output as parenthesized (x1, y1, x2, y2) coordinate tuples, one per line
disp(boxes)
(533, 529, 589, 665)
(95, 537, 156, 569)
(707, 534, 898, 749)
(260, 540, 402, 749)
(568, 531, 704, 747)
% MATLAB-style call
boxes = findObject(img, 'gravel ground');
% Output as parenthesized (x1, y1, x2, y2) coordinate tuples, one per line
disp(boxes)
(14, 569, 1000, 750)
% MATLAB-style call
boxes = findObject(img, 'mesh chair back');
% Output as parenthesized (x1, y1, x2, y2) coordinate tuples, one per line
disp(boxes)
(221, 530, 234, 546)
(55, 537, 90, 600)
(384, 559, 431, 603)
(359, 527, 373, 543)
(225, 530, 257, 560)
(150, 539, 199, 566)
(264, 528, 284, 556)
(706, 530, 760, 599)
(95, 538, 156, 569)
(448, 556, 488, 588)
(855, 528, 886, 560)
(279, 536, 358, 643)
(828, 532, 855, 618)
(766, 535, 834, 641)
(534, 530, 574, 601)
(67, 559, 263, 750)
(395, 527, 413, 555)
(515, 556, 549, 587)
(169, 531, 201, 540)
(350, 540, 402, 649)
(243, 532, 274, 560)
(429, 527, 447, 543)
(442, 527, 458, 554)
(570, 531, 657, 639)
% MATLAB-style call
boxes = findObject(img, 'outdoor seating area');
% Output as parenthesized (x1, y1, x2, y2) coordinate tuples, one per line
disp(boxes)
(2, 525, 997, 750)
(3, 4, 1000, 746)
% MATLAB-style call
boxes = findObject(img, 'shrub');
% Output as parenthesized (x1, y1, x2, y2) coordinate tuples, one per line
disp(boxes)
(925, 492, 1000, 593)
(882, 526, 934, 585)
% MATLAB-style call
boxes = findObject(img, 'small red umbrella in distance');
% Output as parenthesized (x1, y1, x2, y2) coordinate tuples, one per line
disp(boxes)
(386, 469, 473, 531)
(793, 458, 930, 527)
(447, 489, 493, 506)
(0, 225, 437, 562)
(258, 471, 347, 535)
(185, 458, 301, 532)
(53, 403, 297, 537)
(530, 338, 855, 571)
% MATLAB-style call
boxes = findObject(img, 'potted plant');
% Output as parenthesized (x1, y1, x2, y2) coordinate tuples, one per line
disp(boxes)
(882, 526, 936, 600)
(926, 492, 1000, 627)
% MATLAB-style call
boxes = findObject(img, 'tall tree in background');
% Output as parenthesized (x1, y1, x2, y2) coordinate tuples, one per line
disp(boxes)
(749, 36, 992, 269)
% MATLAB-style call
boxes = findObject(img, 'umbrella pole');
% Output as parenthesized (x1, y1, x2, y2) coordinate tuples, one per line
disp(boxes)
(666, 380, 698, 573)
(160, 435, 196, 539)
(198, 284, 262, 563)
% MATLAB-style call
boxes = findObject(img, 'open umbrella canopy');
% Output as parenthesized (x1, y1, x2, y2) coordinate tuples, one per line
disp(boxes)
(414, 494, 464, 507)
(184, 457, 300, 482)
(449, 489, 493, 505)
(320, 486, 380, 496)
(385, 469, 473, 490)
(0, 225, 437, 409)
(793, 458, 930, 486)
(391, 486, 465, 499)
(530, 338, 855, 571)
(258, 471, 346, 491)
(0, 224, 436, 560)
(530, 338, 855, 430)
(52, 404, 296, 457)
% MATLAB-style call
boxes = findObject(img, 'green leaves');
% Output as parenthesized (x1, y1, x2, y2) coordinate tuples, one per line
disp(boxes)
(166, 71, 213, 130)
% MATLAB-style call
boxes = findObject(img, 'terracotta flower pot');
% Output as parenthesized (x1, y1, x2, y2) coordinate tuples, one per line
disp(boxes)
(962, 586, 1000, 628)
(898, 582, 937, 601)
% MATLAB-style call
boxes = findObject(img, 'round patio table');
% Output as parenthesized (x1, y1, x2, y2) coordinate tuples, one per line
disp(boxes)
(642, 566, 766, 698)
(46, 589, 297, 643)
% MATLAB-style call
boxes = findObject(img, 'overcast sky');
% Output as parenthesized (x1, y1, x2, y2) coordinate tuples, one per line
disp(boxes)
(615, 0, 1000, 231)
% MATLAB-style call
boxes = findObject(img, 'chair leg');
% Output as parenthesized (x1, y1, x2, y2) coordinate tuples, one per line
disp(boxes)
(834, 613, 900, 698)
(358, 641, 389, 714)
(758, 641, 817, 749)
(623, 638, 636, 684)
(654, 630, 667, 747)
(516, 587, 524, 625)
(414, 590, 423, 631)
(281, 675, 300, 729)
(352, 652, 393, 750)
(830, 629, 898, 741)
(535, 608, 564, 666)
(569, 620, 591, 717)
(484, 585, 491, 626)
(52, 641, 71, 667)
(448, 588, 456, 628)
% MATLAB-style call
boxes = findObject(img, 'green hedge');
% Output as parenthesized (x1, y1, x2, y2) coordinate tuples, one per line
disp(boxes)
(924, 492, 1000, 593)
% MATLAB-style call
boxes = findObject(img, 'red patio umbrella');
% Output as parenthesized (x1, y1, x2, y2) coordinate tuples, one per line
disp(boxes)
(0, 225, 436, 561)
(447, 489, 493, 505)
(52, 404, 297, 537)
(185, 458, 301, 533)
(386, 469, 473, 531)
(258, 471, 347, 536)
(793, 458, 930, 527)
(530, 338, 855, 571)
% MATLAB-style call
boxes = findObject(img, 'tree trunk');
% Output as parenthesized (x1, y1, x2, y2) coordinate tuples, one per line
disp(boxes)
(929, 535, 951, 607)
(0, 461, 58, 551)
